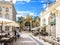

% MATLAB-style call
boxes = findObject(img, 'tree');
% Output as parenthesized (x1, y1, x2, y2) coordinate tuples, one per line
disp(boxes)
(32, 16, 40, 27)
(17, 16, 24, 31)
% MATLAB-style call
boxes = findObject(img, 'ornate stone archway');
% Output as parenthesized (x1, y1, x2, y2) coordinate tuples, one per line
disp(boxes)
(23, 16, 32, 30)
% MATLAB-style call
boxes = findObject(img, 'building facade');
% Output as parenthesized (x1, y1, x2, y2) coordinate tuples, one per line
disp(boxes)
(40, 0, 60, 38)
(0, 0, 17, 32)
(0, 0, 16, 21)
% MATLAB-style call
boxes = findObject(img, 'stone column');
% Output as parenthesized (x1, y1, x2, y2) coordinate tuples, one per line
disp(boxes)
(2, 23, 5, 31)
(9, 26, 12, 31)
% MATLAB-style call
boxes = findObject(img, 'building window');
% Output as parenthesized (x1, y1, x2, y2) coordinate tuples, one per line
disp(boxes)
(0, 26, 2, 30)
(50, 13, 56, 25)
(43, 19, 46, 26)
(6, 7, 9, 12)
(0, 7, 2, 11)
(0, 13, 2, 18)
(5, 26, 9, 31)
(5, 13, 9, 19)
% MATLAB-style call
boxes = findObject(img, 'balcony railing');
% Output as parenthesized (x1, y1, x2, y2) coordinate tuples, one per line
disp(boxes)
(50, 19, 56, 25)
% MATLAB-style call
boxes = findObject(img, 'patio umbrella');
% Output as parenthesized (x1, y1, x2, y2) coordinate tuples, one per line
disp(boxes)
(0, 18, 20, 31)
(9, 22, 20, 27)
(0, 18, 19, 27)
(0, 18, 14, 31)
(0, 18, 14, 23)
(8, 22, 20, 31)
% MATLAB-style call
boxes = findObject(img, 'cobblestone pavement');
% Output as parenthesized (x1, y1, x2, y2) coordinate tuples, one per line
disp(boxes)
(0, 31, 45, 45)
(13, 34, 38, 45)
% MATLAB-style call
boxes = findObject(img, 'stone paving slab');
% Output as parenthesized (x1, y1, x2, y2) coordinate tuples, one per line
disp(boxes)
(19, 37, 33, 41)
(13, 37, 37, 45)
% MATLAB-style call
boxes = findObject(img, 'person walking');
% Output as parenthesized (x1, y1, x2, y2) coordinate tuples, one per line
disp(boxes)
(16, 31, 20, 39)
(14, 30, 17, 36)
(14, 30, 17, 41)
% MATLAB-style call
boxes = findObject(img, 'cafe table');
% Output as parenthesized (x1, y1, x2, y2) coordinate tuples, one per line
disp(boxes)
(0, 33, 7, 38)
(0, 37, 10, 45)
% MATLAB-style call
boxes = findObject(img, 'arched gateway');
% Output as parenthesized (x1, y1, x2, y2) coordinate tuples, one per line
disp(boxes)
(23, 16, 32, 31)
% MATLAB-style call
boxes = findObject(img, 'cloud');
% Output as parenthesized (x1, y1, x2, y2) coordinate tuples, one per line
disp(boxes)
(5, 0, 16, 4)
(17, 11, 30, 13)
(12, 0, 16, 4)
(17, 11, 35, 17)
(17, 0, 30, 2)
(16, 14, 24, 18)
(16, 11, 39, 20)
(43, 4, 46, 8)
(4, 0, 30, 4)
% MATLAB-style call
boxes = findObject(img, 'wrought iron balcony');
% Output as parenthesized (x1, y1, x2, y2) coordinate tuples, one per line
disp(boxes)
(50, 19, 56, 25)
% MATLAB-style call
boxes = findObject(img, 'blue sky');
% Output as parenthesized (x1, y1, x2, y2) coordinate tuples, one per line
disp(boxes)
(14, 0, 55, 18)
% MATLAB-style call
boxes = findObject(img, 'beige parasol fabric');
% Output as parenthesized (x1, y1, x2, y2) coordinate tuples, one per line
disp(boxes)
(0, 18, 14, 23)
(9, 22, 20, 27)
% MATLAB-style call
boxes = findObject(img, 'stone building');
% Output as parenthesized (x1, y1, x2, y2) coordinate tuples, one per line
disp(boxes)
(40, 0, 60, 38)
(0, 0, 16, 21)
(0, 0, 19, 32)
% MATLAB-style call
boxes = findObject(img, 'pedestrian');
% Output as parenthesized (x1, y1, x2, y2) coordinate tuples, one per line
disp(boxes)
(8, 32, 10, 35)
(14, 30, 17, 36)
(14, 30, 17, 41)
(16, 31, 20, 39)
(4, 42, 8, 45)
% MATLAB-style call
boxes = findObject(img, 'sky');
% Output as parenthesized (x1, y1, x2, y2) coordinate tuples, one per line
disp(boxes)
(4, 0, 55, 18)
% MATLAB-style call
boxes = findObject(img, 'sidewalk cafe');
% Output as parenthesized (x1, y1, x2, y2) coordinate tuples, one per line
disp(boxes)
(0, 18, 20, 32)
(0, 18, 20, 45)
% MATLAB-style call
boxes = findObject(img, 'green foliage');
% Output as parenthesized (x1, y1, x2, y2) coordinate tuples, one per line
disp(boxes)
(33, 16, 40, 22)
(17, 16, 24, 24)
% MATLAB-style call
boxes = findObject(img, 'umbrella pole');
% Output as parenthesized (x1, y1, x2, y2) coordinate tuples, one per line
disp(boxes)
(2, 21, 3, 32)
(1, 21, 3, 34)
